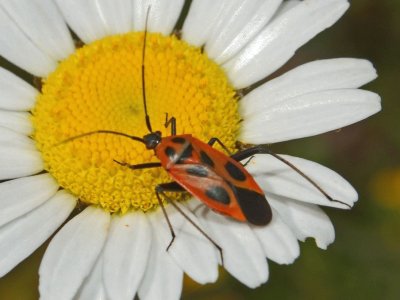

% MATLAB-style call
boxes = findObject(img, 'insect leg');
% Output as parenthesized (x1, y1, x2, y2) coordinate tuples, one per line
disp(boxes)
(164, 113, 177, 136)
(156, 183, 224, 265)
(113, 160, 161, 170)
(231, 145, 351, 208)
(207, 137, 232, 155)
(242, 155, 255, 167)
(155, 187, 176, 251)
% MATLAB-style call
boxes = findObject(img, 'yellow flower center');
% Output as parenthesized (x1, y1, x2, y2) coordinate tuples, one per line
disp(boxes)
(32, 33, 240, 214)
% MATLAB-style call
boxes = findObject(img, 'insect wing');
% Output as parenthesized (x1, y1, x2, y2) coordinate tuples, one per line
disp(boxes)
(167, 162, 247, 221)
(166, 137, 272, 226)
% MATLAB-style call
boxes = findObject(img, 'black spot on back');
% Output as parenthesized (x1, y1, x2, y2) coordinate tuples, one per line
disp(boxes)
(177, 143, 193, 163)
(200, 151, 214, 167)
(235, 187, 272, 226)
(186, 165, 209, 177)
(164, 146, 176, 159)
(205, 186, 230, 204)
(171, 137, 186, 144)
(225, 161, 246, 181)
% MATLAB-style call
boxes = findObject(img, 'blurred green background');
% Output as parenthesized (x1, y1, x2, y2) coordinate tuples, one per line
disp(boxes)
(0, 0, 399, 299)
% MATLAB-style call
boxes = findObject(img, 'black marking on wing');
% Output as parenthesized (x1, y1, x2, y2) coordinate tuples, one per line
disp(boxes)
(171, 137, 186, 144)
(235, 187, 272, 226)
(225, 161, 246, 181)
(186, 165, 209, 177)
(200, 150, 214, 167)
(164, 146, 176, 159)
(205, 186, 230, 204)
(177, 143, 193, 163)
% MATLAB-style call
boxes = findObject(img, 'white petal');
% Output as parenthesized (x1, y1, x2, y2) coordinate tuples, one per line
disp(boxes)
(0, 126, 36, 149)
(241, 89, 381, 144)
(55, 0, 108, 44)
(0, 0, 74, 61)
(194, 205, 268, 288)
(132, 0, 184, 35)
(75, 255, 107, 300)
(103, 212, 151, 300)
(138, 228, 183, 300)
(269, 195, 335, 249)
(223, 0, 350, 88)
(39, 206, 110, 300)
(205, 0, 283, 64)
(272, 0, 302, 18)
(94, 0, 133, 34)
(247, 154, 357, 209)
(0, 174, 58, 227)
(241, 58, 378, 117)
(0, 190, 76, 277)
(0, 144, 43, 180)
(0, 111, 32, 135)
(181, 0, 226, 47)
(0, 7, 56, 77)
(149, 204, 219, 284)
(252, 208, 300, 265)
(0, 67, 38, 111)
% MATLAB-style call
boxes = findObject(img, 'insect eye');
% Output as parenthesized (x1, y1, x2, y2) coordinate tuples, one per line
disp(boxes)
(147, 139, 159, 149)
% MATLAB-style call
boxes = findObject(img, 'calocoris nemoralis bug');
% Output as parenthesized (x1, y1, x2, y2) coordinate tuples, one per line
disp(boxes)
(61, 7, 350, 262)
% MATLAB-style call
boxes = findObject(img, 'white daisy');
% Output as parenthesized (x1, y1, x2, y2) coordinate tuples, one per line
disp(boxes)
(0, 0, 380, 299)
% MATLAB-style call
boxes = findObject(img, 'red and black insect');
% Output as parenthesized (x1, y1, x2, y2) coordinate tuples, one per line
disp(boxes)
(63, 8, 348, 259)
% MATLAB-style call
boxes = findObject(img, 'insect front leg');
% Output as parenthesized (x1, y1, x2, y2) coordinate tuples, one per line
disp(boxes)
(156, 182, 224, 265)
(113, 160, 161, 170)
(231, 145, 351, 208)
(164, 113, 177, 136)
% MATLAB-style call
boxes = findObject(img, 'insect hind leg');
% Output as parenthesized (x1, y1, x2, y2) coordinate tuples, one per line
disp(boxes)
(156, 183, 224, 265)
(231, 145, 351, 209)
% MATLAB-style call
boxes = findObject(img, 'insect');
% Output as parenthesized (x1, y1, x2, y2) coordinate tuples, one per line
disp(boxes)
(62, 7, 349, 261)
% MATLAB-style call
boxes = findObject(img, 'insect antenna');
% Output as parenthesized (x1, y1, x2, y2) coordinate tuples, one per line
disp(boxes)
(56, 9, 154, 146)
(55, 130, 145, 146)
(141, 6, 153, 133)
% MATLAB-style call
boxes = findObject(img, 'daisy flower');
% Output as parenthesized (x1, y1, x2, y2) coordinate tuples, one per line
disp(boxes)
(0, 0, 380, 299)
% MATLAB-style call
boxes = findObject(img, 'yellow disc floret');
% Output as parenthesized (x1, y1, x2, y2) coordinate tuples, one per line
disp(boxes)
(32, 32, 240, 213)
